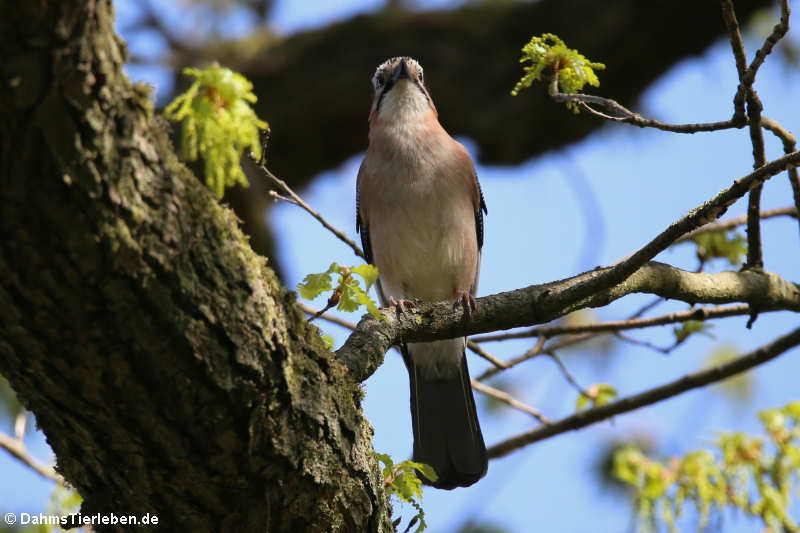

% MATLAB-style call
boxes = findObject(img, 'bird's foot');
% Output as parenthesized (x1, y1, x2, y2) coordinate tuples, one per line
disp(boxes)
(454, 290, 477, 318)
(389, 296, 416, 314)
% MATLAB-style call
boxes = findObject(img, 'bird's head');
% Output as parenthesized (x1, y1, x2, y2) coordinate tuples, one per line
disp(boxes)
(369, 57, 436, 123)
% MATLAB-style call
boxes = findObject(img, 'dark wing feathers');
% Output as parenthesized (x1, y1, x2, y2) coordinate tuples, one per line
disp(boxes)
(475, 176, 487, 251)
(356, 183, 374, 265)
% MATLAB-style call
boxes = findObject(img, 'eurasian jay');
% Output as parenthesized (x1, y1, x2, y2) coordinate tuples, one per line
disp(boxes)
(356, 57, 488, 489)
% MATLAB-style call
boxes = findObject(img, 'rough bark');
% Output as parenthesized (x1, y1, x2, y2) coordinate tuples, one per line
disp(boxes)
(0, 1, 390, 531)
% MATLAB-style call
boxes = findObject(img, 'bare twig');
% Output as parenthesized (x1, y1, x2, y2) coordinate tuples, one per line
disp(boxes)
(471, 380, 552, 424)
(720, 0, 749, 120)
(553, 149, 800, 310)
(613, 331, 673, 355)
(487, 325, 800, 459)
(467, 341, 508, 370)
(628, 297, 665, 320)
(720, 0, 791, 270)
(253, 162, 366, 261)
(548, 78, 741, 134)
(307, 300, 337, 323)
(299, 302, 358, 330)
(268, 190, 299, 205)
(676, 206, 798, 242)
(745, 0, 791, 85)
(0, 431, 64, 484)
(473, 304, 756, 344)
(475, 336, 546, 381)
(761, 117, 800, 236)
(544, 352, 590, 397)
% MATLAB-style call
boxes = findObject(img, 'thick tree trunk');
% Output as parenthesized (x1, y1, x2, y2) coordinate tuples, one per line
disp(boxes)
(0, 1, 390, 531)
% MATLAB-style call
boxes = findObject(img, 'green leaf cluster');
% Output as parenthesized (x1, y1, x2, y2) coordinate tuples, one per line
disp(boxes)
(32, 485, 84, 533)
(164, 64, 268, 198)
(297, 262, 383, 320)
(576, 383, 618, 410)
(377, 453, 437, 533)
(511, 33, 605, 112)
(613, 401, 800, 532)
(672, 320, 715, 345)
(691, 230, 747, 267)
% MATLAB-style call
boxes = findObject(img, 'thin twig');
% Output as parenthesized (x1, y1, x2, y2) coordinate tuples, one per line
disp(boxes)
(720, 0, 749, 120)
(466, 341, 508, 370)
(471, 380, 552, 424)
(744, 0, 791, 86)
(761, 116, 800, 237)
(628, 297, 665, 320)
(472, 303, 755, 344)
(253, 162, 366, 261)
(721, 0, 791, 270)
(0, 431, 64, 484)
(548, 77, 741, 134)
(487, 324, 800, 459)
(676, 207, 797, 243)
(268, 190, 299, 206)
(544, 352, 590, 397)
(299, 302, 358, 330)
(475, 336, 546, 381)
(552, 149, 800, 312)
(307, 301, 337, 323)
(613, 331, 673, 355)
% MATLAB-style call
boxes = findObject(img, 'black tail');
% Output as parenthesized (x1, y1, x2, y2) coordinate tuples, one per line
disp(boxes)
(403, 344, 488, 489)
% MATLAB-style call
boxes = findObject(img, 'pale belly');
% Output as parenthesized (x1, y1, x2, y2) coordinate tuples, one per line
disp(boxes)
(369, 196, 478, 304)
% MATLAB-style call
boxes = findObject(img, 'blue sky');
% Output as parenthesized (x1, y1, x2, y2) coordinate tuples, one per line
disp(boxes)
(2, 1, 799, 532)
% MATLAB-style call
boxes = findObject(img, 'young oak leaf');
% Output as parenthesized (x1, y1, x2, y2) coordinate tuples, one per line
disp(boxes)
(297, 263, 385, 321)
(512, 33, 606, 112)
(297, 263, 338, 300)
(351, 263, 379, 291)
(576, 383, 618, 411)
(164, 64, 268, 198)
(673, 320, 715, 344)
(691, 230, 747, 266)
(377, 453, 435, 532)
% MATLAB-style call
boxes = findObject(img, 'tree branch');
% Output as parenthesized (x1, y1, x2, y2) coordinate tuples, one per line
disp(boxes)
(256, 163, 366, 261)
(676, 206, 797, 242)
(474, 303, 757, 344)
(0, 432, 64, 484)
(761, 117, 800, 236)
(487, 324, 800, 459)
(337, 262, 800, 382)
(470, 381, 552, 425)
(548, 79, 742, 134)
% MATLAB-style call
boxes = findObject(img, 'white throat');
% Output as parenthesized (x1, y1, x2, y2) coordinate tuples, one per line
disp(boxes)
(378, 80, 429, 122)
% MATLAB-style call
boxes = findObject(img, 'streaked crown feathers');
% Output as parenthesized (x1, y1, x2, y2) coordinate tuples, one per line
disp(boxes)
(372, 57, 424, 92)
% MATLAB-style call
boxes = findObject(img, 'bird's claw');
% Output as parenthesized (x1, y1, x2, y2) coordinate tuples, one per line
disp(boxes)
(454, 290, 477, 318)
(389, 296, 416, 314)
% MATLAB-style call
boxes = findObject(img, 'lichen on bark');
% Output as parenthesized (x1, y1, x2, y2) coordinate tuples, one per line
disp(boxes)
(0, 1, 391, 531)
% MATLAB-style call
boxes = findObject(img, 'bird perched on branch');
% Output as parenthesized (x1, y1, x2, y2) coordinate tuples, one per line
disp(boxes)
(356, 57, 488, 489)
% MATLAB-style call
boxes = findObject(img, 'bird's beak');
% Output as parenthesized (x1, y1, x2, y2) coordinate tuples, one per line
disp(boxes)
(391, 59, 411, 84)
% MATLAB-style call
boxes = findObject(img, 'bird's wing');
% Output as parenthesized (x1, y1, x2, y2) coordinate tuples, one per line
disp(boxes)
(355, 162, 374, 266)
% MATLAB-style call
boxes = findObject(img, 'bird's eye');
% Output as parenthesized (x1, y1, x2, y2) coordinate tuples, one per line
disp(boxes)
(375, 73, 385, 88)
(418, 72, 423, 83)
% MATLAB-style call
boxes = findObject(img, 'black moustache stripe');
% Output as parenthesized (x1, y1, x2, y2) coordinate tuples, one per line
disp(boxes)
(376, 79, 430, 111)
